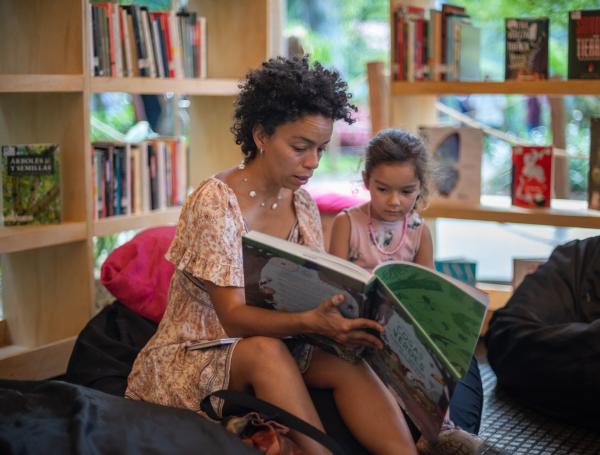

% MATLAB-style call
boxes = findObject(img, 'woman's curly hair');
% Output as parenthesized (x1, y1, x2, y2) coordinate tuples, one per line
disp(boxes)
(232, 55, 357, 162)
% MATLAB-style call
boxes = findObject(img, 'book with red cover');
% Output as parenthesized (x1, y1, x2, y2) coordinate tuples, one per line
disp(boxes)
(511, 145, 553, 208)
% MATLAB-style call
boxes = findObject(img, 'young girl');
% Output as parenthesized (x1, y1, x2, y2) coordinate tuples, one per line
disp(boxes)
(329, 128, 484, 454)
(329, 128, 433, 271)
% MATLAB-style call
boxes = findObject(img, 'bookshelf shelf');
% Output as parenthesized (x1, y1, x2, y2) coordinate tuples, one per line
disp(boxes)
(0, 337, 76, 380)
(90, 77, 239, 96)
(391, 80, 600, 96)
(423, 199, 600, 229)
(93, 208, 181, 237)
(0, 222, 87, 254)
(0, 75, 85, 93)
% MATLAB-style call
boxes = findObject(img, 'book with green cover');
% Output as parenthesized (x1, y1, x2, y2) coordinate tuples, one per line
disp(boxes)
(0, 144, 61, 226)
(242, 230, 488, 442)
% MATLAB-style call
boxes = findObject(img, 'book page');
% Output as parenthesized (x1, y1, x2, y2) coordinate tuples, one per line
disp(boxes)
(367, 284, 453, 442)
(244, 231, 371, 283)
(256, 257, 361, 318)
(373, 261, 487, 379)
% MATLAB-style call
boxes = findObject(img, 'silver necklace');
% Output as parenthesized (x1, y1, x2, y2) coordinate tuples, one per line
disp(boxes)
(238, 161, 283, 210)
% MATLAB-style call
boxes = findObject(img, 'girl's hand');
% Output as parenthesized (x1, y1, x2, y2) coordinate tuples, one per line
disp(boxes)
(306, 294, 385, 349)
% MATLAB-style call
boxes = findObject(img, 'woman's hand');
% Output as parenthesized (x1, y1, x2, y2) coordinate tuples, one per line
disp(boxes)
(305, 294, 385, 349)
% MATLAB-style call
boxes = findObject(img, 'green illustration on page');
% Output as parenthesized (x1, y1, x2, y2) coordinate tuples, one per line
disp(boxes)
(374, 264, 486, 379)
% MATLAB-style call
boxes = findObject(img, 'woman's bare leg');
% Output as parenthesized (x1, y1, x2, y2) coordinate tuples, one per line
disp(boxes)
(228, 337, 330, 455)
(304, 347, 418, 455)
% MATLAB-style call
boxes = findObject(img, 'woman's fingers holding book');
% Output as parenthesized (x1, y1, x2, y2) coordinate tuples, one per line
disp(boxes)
(313, 294, 384, 349)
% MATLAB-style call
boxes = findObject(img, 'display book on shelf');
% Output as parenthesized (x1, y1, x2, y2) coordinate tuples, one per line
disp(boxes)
(0, 143, 61, 226)
(91, 138, 188, 220)
(505, 17, 549, 81)
(88, 1, 207, 79)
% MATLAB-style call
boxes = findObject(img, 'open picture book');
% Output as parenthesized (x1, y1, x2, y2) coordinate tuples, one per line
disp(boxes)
(191, 230, 488, 442)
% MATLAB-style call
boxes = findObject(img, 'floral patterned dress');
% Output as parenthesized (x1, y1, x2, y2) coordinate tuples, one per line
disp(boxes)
(125, 177, 324, 417)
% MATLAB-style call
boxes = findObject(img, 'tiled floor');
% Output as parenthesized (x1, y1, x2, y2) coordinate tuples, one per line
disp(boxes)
(478, 361, 600, 454)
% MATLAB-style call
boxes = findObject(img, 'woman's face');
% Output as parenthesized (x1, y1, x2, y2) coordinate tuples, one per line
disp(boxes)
(255, 114, 333, 190)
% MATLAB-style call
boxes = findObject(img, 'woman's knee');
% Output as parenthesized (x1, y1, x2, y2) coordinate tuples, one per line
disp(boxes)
(233, 337, 295, 377)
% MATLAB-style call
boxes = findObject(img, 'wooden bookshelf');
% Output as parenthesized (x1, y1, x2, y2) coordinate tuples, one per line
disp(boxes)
(422, 200, 600, 229)
(392, 80, 600, 96)
(0, 75, 85, 93)
(389, 0, 600, 233)
(91, 77, 239, 96)
(0, 0, 277, 380)
(94, 208, 181, 237)
(0, 337, 76, 380)
(0, 222, 88, 254)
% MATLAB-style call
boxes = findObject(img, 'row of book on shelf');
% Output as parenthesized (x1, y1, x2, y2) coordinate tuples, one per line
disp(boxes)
(419, 117, 600, 211)
(0, 119, 598, 227)
(392, 4, 600, 81)
(92, 138, 188, 220)
(0, 138, 188, 227)
(89, 2, 206, 79)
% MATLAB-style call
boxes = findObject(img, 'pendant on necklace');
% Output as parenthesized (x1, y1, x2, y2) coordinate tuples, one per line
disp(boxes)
(249, 190, 257, 198)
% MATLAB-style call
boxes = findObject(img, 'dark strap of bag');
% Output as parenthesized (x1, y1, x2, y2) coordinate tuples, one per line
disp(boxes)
(201, 389, 346, 455)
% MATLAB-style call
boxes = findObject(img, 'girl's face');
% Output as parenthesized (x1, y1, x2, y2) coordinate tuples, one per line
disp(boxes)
(364, 161, 421, 222)
(254, 114, 333, 190)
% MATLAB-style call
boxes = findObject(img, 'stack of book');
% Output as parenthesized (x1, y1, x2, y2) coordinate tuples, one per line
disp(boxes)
(91, 138, 188, 219)
(89, 2, 206, 79)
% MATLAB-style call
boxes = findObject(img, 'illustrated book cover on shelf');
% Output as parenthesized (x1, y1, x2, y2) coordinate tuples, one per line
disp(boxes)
(568, 9, 600, 79)
(238, 230, 488, 442)
(0, 144, 61, 226)
(511, 145, 553, 208)
(434, 258, 477, 286)
(589, 117, 600, 210)
(418, 126, 483, 205)
(505, 17, 549, 80)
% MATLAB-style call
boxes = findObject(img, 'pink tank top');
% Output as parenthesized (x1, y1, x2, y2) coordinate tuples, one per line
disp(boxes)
(344, 205, 424, 273)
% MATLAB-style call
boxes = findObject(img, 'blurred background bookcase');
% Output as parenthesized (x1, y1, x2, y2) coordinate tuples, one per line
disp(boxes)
(387, 0, 600, 229)
(0, 0, 281, 379)
(386, 0, 600, 326)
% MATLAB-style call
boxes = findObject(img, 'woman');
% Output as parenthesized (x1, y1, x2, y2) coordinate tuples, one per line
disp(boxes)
(126, 56, 417, 455)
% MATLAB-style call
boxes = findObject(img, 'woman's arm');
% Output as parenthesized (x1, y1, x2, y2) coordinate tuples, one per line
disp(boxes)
(207, 284, 384, 349)
(414, 222, 434, 269)
(328, 211, 351, 258)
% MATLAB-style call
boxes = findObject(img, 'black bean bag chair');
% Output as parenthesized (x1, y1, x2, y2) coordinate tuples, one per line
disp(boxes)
(0, 378, 258, 455)
(485, 235, 600, 429)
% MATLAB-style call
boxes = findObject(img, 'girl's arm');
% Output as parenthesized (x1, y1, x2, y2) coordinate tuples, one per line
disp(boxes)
(328, 211, 351, 259)
(414, 222, 434, 269)
(207, 284, 384, 349)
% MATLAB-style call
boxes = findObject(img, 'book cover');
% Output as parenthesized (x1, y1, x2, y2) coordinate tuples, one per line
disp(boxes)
(434, 258, 477, 286)
(505, 18, 549, 81)
(458, 22, 481, 81)
(0, 144, 61, 226)
(418, 126, 483, 205)
(444, 14, 470, 81)
(589, 117, 600, 210)
(568, 9, 600, 79)
(512, 257, 546, 289)
(511, 145, 553, 208)
(242, 231, 488, 442)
